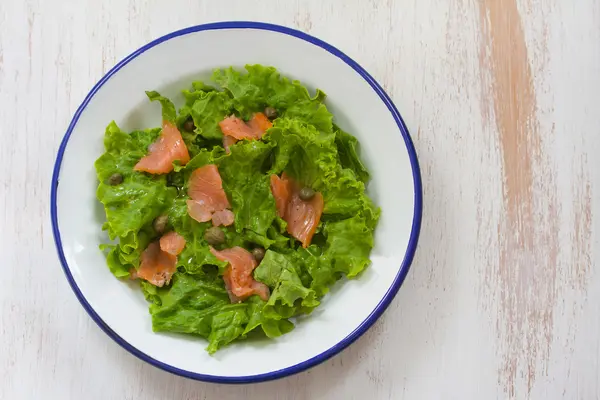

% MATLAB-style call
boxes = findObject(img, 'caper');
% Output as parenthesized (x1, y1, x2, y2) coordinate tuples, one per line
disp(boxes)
(107, 173, 123, 186)
(264, 106, 278, 120)
(204, 227, 225, 246)
(183, 118, 196, 132)
(252, 247, 265, 262)
(299, 187, 315, 201)
(153, 215, 169, 234)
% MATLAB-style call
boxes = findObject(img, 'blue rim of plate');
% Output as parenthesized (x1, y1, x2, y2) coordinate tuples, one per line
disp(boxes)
(50, 21, 422, 384)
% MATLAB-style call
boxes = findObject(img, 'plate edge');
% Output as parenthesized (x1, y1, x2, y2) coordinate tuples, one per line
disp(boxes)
(50, 21, 423, 384)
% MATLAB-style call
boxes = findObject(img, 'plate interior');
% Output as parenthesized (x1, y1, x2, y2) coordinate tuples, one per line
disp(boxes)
(54, 26, 417, 379)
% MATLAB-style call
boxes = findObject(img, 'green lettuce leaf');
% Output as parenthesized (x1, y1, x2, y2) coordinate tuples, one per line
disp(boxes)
(178, 146, 226, 175)
(140, 280, 162, 305)
(293, 246, 336, 297)
(335, 125, 370, 183)
(146, 91, 177, 122)
(206, 304, 249, 354)
(148, 274, 294, 353)
(149, 274, 230, 337)
(212, 65, 332, 132)
(101, 228, 154, 278)
(242, 230, 275, 249)
(191, 81, 218, 93)
(260, 317, 295, 338)
(254, 250, 319, 319)
(101, 244, 130, 278)
(177, 88, 233, 141)
(243, 296, 295, 338)
(266, 225, 290, 249)
(207, 298, 292, 352)
(322, 214, 376, 278)
(218, 140, 277, 235)
(188, 91, 233, 140)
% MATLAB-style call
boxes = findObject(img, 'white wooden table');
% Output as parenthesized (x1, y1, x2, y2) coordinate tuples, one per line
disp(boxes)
(2, 1, 598, 399)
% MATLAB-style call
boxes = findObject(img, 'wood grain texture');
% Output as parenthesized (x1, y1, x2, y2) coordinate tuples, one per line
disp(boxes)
(1, 0, 598, 399)
(479, 0, 559, 397)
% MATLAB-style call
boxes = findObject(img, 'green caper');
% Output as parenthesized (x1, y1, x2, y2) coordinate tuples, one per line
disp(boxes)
(299, 187, 315, 201)
(183, 118, 196, 132)
(153, 215, 169, 234)
(252, 247, 266, 262)
(204, 227, 225, 246)
(264, 106, 278, 120)
(107, 173, 123, 186)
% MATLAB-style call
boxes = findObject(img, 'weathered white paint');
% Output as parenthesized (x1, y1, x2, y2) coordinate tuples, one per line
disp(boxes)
(0, 0, 598, 399)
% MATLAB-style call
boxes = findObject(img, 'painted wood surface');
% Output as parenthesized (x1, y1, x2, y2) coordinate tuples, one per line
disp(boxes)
(1, 1, 598, 399)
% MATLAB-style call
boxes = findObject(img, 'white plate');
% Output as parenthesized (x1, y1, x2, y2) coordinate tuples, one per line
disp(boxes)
(51, 22, 422, 383)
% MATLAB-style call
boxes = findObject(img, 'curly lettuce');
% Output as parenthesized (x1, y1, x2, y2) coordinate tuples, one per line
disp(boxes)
(95, 65, 380, 353)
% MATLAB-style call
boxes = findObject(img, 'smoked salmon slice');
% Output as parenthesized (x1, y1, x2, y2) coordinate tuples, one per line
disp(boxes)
(136, 241, 177, 287)
(219, 116, 256, 140)
(222, 135, 238, 154)
(221, 269, 270, 303)
(136, 232, 186, 286)
(186, 199, 213, 223)
(188, 165, 230, 210)
(270, 174, 324, 248)
(187, 164, 235, 226)
(218, 112, 272, 140)
(247, 112, 272, 133)
(134, 121, 190, 174)
(222, 267, 242, 303)
(159, 231, 186, 256)
(211, 209, 235, 227)
(286, 189, 323, 248)
(210, 246, 270, 302)
(270, 174, 292, 218)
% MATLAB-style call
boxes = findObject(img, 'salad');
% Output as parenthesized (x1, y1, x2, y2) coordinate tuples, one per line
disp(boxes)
(95, 65, 380, 353)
